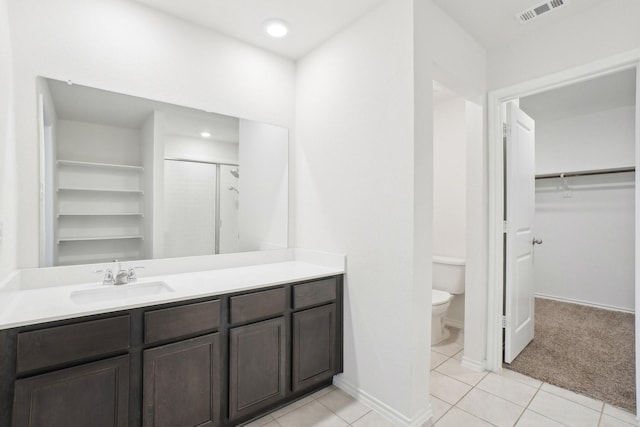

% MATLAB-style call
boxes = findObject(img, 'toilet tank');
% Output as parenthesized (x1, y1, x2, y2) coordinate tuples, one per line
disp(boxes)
(432, 256, 465, 294)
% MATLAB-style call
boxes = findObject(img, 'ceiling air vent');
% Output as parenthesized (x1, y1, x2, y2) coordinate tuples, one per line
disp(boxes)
(517, 0, 567, 23)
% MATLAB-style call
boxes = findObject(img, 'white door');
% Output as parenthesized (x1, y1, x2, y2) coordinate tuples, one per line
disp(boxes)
(504, 102, 537, 363)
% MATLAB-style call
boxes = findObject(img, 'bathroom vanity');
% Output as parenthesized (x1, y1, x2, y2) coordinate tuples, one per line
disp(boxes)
(0, 260, 344, 427)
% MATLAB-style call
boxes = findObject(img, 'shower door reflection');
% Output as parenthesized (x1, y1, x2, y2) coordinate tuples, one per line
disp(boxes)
(163, 160, 240, 257)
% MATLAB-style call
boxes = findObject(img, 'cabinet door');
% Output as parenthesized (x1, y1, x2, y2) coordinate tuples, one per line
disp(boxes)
(292, 304, 336, 392)
(143, 334, 220, 427)
(229, 317, 286, 420)
(12, 355, 129, 427)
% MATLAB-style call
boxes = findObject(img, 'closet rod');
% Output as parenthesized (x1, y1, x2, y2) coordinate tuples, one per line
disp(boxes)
(535, 166, 635, 180)
(164, 158, 239, 167)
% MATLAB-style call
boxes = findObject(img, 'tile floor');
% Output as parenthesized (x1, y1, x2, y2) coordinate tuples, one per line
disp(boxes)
(241, 327, 639, 427)
(431, 328, 638, 427)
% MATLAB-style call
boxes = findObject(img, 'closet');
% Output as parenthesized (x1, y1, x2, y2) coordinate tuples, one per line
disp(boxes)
(504, 67, 636, 411)
(520, 68, 636, 312)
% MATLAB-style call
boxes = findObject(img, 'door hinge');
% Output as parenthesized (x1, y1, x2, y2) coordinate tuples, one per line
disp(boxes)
(503, 123, 511, 138)
(501, 315, 508, 328)
(503, 220, 508, 233)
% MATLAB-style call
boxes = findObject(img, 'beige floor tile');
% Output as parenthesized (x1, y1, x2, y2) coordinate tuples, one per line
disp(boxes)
(452, 350, 464, 361)
(430, 396, 451, 424)
(499, 368, 543, 388)
(276, 400, 348, 427)
(242, 414, 276, 427)
(457, 388, 525, 427)
(435, 358, 487, 386)
(476, 372, 538, 407)
(309, 385, 337, 400)
(430, 351, 449, 370)
(603, 404, 639, 425)
(270, 395, 316, 419)
(429, 371, 472, 405)
(317, 389, 371, 424)
(434, 407, 493, 427)
(351, 411, 398, 427)
(529, 390, 600, 427)
(515, 409, 565, 426)
(540, 383, 604, 411)
(600, 414, 638, 427)
(260, 422, 281, 427)
(431, 330, 464, 357)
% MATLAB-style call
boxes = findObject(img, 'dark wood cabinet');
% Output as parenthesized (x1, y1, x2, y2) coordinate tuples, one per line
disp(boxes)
(12, 355, 130, 427)
(3, 274, 343, 427)
(143, 333, 221, 427)
(292, 303, 337, 392)
(228, 317, 286, 420)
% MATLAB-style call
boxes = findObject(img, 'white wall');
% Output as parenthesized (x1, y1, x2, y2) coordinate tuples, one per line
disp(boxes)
(57, 120, 141, 165)
(535, 107, 635, 174)
(239, 119, 288, 251)
(8, 0, 295, 268)
(488, 0, 640, 90)
(164, 135, 238, 165)
(0, 0, 17, 282)
(296, 1, 432, 423)
(531, 107, 635, 311)
(433, 95, 466, 258)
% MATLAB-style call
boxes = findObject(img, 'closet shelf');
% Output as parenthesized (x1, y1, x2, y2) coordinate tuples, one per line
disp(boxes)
(57, 160, 144, 171)
(57, 187, 144, 194)
(57, 212, 144, 217)
(57, 235, 144, 243)
(535, 166, 635, 180)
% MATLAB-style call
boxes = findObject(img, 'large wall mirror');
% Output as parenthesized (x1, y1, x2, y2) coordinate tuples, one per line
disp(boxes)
(37, 77, 288, 267)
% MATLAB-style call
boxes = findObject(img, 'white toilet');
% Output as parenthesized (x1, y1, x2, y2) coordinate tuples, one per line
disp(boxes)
(432, 256, 465, 345)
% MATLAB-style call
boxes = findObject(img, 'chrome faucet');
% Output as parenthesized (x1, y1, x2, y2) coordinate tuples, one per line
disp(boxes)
(95, 267, 115, 285)
(115, 262, 129, 285)
(96, 260, 144, 285)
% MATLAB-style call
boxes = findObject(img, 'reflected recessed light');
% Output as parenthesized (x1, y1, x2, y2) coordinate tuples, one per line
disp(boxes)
(263, 19, 289, 38)
(201, 132, 211, 138)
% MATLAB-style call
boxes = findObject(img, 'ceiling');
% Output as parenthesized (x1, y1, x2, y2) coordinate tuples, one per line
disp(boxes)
(431, 0, 616, 50)
(131, 0, 386, 59)
(519, 68, 636, 122)
(46, 78, 239, 143)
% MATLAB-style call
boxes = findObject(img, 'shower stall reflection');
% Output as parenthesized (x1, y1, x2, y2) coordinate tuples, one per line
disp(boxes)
(163, 160, 240, 256)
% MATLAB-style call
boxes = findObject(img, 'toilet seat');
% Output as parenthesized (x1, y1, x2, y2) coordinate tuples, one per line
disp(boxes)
(432, 289, 452, 305)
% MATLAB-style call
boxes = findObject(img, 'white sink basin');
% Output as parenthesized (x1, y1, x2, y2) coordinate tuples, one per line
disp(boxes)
(70, 281, 174, 305)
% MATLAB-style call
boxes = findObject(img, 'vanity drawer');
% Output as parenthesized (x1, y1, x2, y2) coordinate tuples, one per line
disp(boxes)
(293, 278, 337, 309)
(16, 315, 130, 374)
(144, 299, 220, 344)
(230, 287, 286, 324)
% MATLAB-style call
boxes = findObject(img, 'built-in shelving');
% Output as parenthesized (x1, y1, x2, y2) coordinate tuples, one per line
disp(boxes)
(57, 159, 144, 171)
(57, 235, 144, 243)
(53, 138, 146, 265)
(57, 187, 144, 194)
(57, 212, 144, 217)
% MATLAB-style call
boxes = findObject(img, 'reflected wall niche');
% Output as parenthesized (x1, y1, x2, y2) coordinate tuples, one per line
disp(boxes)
(38, 77, 289, 267)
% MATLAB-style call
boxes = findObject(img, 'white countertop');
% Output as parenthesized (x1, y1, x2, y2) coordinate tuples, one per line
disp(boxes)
(0, 260, 344, 330)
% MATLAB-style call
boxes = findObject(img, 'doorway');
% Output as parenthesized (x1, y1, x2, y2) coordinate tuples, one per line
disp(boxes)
(487, 56, 640, 418)
(501, 69, 636, 411)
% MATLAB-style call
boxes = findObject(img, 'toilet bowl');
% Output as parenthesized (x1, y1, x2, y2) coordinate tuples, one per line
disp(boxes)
(432, 256, 465, 345)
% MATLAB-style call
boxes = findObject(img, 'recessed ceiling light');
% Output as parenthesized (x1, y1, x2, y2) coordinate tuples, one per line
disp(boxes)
(263, 19, 289, 38)
(201, 132, 211, 138)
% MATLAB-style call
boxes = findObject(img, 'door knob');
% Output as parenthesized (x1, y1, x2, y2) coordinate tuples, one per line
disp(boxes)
(532, 238, 543, 245)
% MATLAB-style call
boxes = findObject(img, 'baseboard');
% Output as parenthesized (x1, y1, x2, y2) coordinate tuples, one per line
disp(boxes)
(444, 318, 464, 329)
(333, 375, 433, 427)
(535, 293, 634, 314)
(461, 356, 485, 373)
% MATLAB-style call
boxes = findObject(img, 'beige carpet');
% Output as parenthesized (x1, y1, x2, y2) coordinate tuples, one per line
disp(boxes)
(505, 297, 636, 412)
